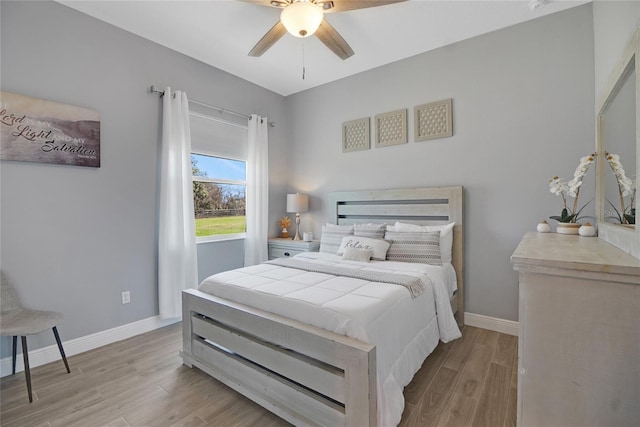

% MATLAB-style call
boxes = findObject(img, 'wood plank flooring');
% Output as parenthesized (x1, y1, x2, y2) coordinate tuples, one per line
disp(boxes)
(0, 323, 517, 427)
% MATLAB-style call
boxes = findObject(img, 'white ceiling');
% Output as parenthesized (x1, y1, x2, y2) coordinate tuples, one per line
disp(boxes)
(57, 0, 590, 96)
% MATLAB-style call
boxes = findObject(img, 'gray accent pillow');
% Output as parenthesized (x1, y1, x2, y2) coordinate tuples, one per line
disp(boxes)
(354, 223, 387, 240)
(384, 230, 442, 265)
(320, 224, 354, 254)
(394, 221, 455, 264)
(342, 247, 373, 262)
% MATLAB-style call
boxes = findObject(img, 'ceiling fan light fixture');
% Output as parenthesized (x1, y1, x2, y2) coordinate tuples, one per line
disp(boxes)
(280, 1, 323, 38)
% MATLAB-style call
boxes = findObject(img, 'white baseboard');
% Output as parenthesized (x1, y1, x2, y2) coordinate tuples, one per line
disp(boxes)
(1, 312, 515, 378)
(1, 315, 180, 378)
(465, 312, 519, 336)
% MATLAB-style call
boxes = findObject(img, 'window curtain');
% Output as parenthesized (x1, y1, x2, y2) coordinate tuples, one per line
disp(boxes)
(158, 87, 198, 319)
(244, 115, 269, 266)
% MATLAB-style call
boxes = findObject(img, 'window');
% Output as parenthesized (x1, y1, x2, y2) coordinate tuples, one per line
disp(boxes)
(192, 153, 246, 241)
(189, 104, 248, 242)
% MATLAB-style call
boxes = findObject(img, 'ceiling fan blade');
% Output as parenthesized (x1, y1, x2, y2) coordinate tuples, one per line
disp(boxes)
(315, 1, 336, 10)
(315, 20, 354, 60)
(248, 21, 287, 57)
(326, 0, 406, 13)
(237, 0, 288, 8)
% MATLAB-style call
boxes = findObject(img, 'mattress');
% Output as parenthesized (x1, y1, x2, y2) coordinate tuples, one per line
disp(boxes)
(198, 252, 461, 426)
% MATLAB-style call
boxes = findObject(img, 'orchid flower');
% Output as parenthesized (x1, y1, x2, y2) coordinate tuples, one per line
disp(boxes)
(548, 176, 569, 197)
(606, 152, 636, 224)
(549, 153, 596, 223)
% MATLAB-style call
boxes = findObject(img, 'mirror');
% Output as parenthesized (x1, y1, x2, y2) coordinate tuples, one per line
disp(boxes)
(596, 28, 639, 258)
(603, 67, 636, 225)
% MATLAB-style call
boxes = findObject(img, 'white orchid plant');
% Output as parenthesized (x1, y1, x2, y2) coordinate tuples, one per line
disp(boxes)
(605, 152, 636, 225)
(548, 153, 596, 223)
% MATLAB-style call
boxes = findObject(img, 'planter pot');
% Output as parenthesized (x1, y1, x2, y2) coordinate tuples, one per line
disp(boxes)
(556, 223, 581, 235)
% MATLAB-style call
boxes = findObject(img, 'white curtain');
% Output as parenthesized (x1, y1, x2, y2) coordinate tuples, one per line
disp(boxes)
(158, 87, 198, 319)
(244, 115, 269, 266)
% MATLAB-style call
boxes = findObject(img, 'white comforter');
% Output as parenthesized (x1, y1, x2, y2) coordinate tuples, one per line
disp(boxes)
(198, 252, 461, 426)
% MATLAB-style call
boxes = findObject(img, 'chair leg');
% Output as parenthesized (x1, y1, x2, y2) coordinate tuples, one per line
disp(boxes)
(52, 327, 70, 374)
(12, 336, 17, 375)
(20, 336, 32, 403)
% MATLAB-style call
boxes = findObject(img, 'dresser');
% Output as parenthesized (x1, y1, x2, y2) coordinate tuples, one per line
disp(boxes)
(268, 238, 320, 260)
(511, 232, 640, 427)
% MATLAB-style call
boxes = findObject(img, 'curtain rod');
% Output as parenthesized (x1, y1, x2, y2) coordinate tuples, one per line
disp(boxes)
(149, 85, 275, 127)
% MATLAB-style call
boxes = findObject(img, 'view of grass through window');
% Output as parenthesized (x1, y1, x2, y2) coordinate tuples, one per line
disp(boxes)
(192, 154, 246, 238)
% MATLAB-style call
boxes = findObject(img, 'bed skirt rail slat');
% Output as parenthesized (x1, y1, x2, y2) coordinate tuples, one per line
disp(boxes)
(191, 314, 347, 404)
(189, 338, 344, 427)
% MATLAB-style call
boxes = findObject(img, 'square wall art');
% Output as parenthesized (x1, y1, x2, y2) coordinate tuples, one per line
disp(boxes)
(342, 117, 370, 153)
(414, 98, 453, 142)
(375, 109, 407, 148)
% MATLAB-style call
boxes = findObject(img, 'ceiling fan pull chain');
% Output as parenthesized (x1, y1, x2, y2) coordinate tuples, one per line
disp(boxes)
(302, 40, 306, 80)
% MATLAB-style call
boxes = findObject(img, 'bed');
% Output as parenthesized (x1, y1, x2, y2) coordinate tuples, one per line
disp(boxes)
(181, 186, 464, 427)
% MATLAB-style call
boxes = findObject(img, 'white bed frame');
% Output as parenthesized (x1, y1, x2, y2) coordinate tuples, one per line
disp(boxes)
(181, 186, 464, 427)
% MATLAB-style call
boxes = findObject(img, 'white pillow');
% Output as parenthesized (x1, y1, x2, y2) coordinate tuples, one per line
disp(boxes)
(337, 236, 390, 261)
(394, 221, 455, 263)
(342, 247, 373, 262)
(393, 222, 424, 232)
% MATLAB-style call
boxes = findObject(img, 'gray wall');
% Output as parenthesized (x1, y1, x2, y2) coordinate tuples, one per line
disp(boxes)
(0, 0, 288, 356)
(284, 4, 596, 322)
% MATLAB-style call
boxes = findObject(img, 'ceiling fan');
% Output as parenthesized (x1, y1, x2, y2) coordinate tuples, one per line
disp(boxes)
(243, 0, 407, 60)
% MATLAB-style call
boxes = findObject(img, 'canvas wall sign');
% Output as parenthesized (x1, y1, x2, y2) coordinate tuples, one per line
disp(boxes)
(0, 91, 100, 167)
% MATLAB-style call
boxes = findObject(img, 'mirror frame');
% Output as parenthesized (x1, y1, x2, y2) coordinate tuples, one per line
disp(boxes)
(596, 26, 639, 258)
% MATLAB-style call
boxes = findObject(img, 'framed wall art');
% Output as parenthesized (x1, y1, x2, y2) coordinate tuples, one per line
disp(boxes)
(342, 117, 370, 153)
(375, 109, 407, 148)
(0, 91, 101, 167)
(414, 98, 453, 142)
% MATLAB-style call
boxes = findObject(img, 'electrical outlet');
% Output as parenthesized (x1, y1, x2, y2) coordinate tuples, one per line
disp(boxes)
(122, 291, 131, 304)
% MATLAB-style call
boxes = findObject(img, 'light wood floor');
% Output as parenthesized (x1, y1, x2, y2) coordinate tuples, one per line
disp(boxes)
(0, 323, 517, 427)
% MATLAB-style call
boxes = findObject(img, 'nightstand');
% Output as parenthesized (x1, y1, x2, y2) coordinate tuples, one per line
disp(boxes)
(268, 238, 320, 260)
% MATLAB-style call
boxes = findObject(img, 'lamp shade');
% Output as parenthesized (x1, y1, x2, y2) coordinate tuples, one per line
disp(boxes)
(287, 193, 309, 213)
(280, 1, 323, 38)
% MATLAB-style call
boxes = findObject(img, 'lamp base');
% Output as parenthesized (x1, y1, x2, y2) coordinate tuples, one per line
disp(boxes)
(292, 213, 302, 240)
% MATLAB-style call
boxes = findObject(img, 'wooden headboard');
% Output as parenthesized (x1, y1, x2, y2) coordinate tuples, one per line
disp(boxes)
(328, 186, 464, 326)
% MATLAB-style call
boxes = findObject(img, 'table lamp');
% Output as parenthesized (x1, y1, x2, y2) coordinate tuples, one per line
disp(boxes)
(286, 193, 309, 240)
